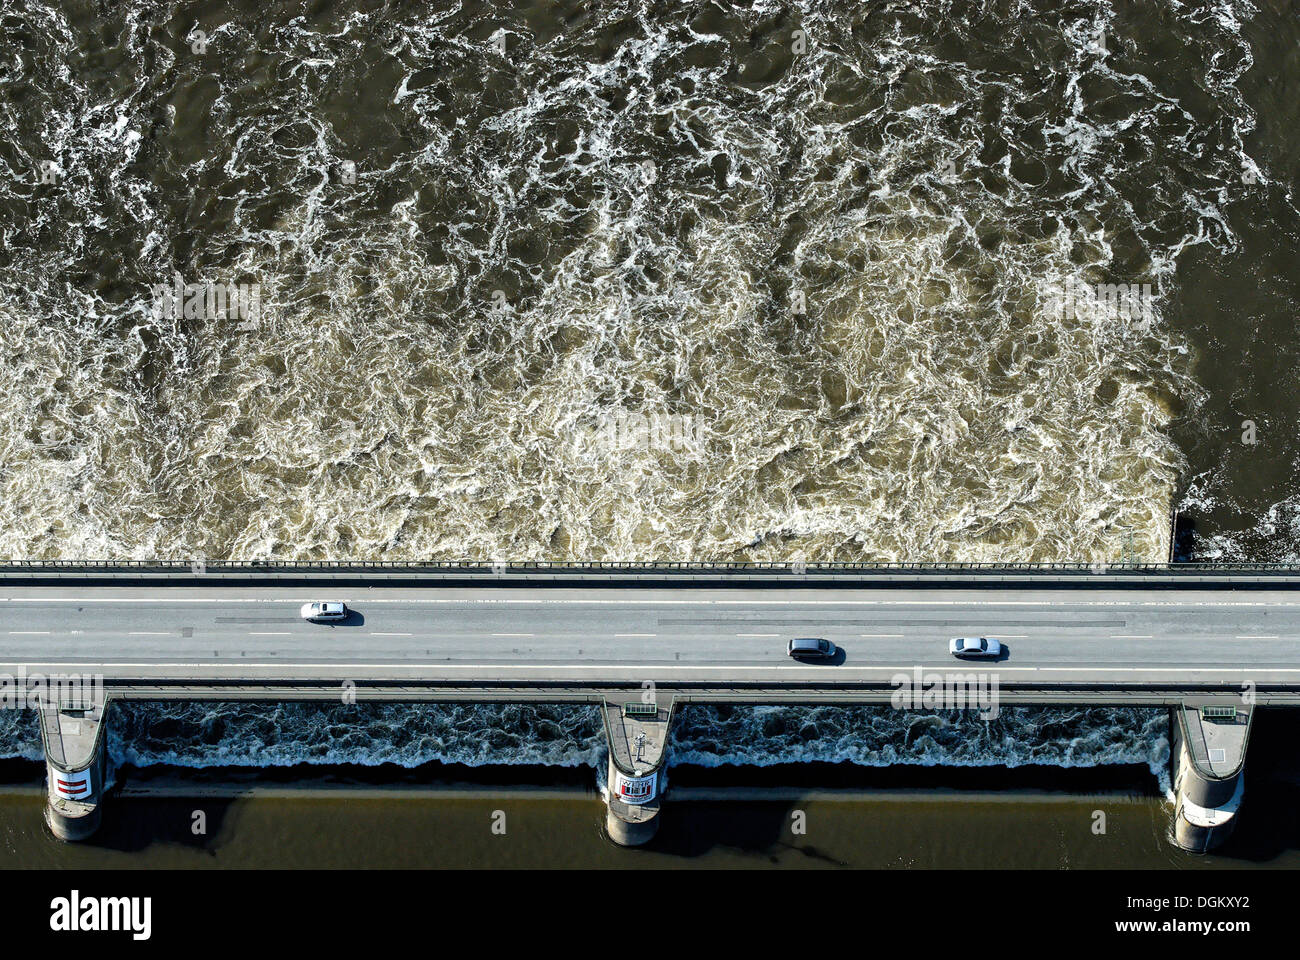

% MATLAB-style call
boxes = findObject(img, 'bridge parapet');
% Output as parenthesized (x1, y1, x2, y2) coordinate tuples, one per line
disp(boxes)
(6, 559, 1300, 589)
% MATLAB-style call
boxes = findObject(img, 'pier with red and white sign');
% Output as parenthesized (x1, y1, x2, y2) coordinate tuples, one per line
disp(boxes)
(38, 691, 107, 842)
(601, 696, 672, 845)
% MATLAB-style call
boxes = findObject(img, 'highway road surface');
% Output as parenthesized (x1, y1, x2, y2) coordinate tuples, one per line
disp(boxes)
(0, 583, 1298, 701)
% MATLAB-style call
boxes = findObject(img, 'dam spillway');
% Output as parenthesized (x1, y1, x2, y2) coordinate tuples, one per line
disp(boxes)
(0, 561, 1294, 849)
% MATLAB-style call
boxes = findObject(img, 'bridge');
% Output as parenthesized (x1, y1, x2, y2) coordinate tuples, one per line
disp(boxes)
(3, 561, 1295, 849)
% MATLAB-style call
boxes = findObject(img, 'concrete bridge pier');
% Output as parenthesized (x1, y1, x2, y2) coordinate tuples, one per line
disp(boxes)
(1170, 700, 1251, 854)
(600, 696, 673, 846)
(38, 692, 109, 842)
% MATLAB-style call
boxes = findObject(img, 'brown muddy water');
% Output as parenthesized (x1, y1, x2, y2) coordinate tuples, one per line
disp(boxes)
(0, 784, 1294, 870)
(2, 0, 1300, 868)
(3, 727, 1300, 869)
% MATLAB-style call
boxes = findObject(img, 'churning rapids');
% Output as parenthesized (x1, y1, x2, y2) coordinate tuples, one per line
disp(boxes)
(0, 0, 1285, 782)
(0, 703, 1173, 790)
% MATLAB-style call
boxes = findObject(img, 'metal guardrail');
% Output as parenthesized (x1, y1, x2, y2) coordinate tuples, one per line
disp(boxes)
(81, 682, 1300, 706)
(1200, 705, 1239, 721)
(3, 560, 1300, 572)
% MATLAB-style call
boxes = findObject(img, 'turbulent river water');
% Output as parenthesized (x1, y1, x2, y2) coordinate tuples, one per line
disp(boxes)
(0, 0, 1298, 865)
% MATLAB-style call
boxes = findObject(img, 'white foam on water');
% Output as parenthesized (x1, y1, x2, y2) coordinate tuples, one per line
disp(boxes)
(0, 0, 1262, 773)
(0, 0, 1256, 564)
(672, 705, 1172, 790)
(105, 702, 607, 770)
(0, 702, 1158, 795)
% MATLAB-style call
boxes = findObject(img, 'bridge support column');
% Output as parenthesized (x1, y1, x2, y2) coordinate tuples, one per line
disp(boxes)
(38, 692, 109, 842)
(601, 697, 673, 846)
(1170, 700, 1251, 854)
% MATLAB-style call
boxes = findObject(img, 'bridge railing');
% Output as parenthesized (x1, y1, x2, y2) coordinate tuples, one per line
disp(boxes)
(2, 559, 1300, 573)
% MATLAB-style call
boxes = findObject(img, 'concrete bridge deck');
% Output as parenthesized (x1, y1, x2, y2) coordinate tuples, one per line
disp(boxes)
(0, 571, 1297, 702)
(8, 565, 1295, 848)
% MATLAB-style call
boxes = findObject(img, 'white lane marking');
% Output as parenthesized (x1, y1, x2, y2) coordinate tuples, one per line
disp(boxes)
(1237, 635, 1280, 639)
(371, 632, 413, 637)
(8, 597, 1300, 607)
(17, 662, 1300, 674)
(860, 633, 904, 637)
(249, 632, 290, 636)
(1049, 666, 1300, 672)
(8, 631, 48, 635)
(736, 633, 779, 638)
(1110, 635, 1152, 639)
(994, 635, 1028, 638)
(350, 599, 1300, 607)
(128, 632, 170, 636)
(492, 633, 533, 637)
(614, 633, 656, 637)
(3, 598, 225, 603)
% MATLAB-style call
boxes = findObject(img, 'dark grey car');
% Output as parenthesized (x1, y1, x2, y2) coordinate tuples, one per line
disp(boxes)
(787, 637, 836, 660)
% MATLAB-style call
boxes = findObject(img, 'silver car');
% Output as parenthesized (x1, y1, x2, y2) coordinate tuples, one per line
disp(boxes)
(787, 637, 837, 660)
(300, 601, 348, 622)
(950, 636, 1002, 659)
